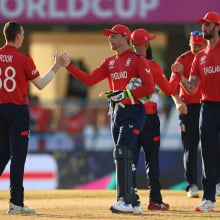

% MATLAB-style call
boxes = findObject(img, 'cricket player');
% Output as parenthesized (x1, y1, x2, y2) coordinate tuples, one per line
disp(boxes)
(63, 24, 155, 214)
(171, 30, 207, 198)
(130, 28, 181, 211)
(0, 21, 66, 214)
(172, 11, 220, 211)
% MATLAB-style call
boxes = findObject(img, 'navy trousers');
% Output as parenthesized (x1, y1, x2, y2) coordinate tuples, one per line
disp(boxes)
(0, 104, 30, 206)
(179, 103, 201, 187)
(111, 104, 146, 202)
(200, 102, 220, 202)
(111, 104, 146, 152)
(133, 113, 162, 203)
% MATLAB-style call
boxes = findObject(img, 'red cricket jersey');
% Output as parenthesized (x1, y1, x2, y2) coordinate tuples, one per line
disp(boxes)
(172, 50, 202, 104)
(67, 49, 155, 105)
(144, 60, 181, 114)
(0, 45, 40, 105)
(191, 40, 220, 102)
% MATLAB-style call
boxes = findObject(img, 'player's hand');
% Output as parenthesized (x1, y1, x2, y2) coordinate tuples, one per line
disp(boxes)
(171, 62, 184, 74)
(104, 90, 132, 103)
(62, 52, 71, 67)
(55, 51, 70, 67)
(126, 78, 142, 90)
(176, 101, 188, 114)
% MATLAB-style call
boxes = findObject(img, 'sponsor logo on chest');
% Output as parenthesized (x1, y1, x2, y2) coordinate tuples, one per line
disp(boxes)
(110, 71, 128, 80)
(109, 58, 132, 80)
(200, 55, 220, 75)
(203, 65, 220, 75)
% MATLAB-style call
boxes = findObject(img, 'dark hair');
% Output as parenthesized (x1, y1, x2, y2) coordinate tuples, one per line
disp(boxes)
(214, 23, 220, 36)
(3, 21, 22, 42)
(146, 44, 153, 60)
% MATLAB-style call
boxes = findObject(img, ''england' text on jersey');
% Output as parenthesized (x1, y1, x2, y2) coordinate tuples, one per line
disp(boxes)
(0, 54, 13, 63)
(203, 65, 220, 75)
(110, 71, 128, 80)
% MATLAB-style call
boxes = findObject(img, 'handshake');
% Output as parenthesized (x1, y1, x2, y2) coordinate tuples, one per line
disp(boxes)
(171, 62, 184, 74)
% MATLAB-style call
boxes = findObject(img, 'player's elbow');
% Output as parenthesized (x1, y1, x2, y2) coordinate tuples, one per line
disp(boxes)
(149, 87, 155, 95)
(86, 81, 94, 86)
(34, 84, 44, 90)
(165, 89, 173, 96)
(37, 85, 44, 90)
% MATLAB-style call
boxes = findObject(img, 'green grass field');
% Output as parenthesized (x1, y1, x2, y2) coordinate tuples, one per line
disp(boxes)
(0, 190, 219, 220)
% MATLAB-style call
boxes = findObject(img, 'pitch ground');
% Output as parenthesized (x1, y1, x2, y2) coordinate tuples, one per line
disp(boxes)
(0, 190, 219, 219)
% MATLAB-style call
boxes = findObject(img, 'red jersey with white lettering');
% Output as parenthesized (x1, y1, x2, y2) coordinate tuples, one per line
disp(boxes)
(67, 49, 155, 105)
(172, 50, 202, 104)
(191, 40, 220, 102)
(0, 45, 40, 105)
(144, 60, 180, 114)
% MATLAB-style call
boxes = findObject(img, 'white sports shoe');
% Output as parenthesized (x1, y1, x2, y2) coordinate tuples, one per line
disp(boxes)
(133, 201, 142, 214)
(7, 202, 36, 214)
(187, 184, 199, 198)
(195, 200, 216, 212)
(216, 183, 220, 196)
(110, 197, 133, 213)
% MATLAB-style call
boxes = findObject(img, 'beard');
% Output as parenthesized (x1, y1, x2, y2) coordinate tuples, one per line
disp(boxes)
(203, 26, 216, 40)
(204, 32, 214, 40)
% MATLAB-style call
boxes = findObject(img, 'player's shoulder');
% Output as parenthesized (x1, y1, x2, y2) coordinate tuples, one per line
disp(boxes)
(129, 51, 146, 64)
(18, 51, 31, 57)
(149, 60, 159, 66)
(149, 60, 163, 73)
(148, 60, 161, 68)
(104, 55, 116, 64)
(179, 50, 193, 59)
(176, 50, 193, 64)
(13, 49, 31, 59)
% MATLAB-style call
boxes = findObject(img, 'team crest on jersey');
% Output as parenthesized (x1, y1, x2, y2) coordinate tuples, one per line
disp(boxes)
(126, 58, 131, 66)
(108, 60, 115, 69)
(200, 56, 206, 65)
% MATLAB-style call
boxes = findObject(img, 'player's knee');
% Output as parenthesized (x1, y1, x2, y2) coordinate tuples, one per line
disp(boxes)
(113, 145, 132, 160)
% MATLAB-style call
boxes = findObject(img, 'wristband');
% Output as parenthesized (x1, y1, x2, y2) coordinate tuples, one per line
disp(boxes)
(126, 90, 132, 98)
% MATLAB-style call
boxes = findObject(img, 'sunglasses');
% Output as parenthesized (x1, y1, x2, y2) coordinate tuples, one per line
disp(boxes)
(191, 30, 203, 36)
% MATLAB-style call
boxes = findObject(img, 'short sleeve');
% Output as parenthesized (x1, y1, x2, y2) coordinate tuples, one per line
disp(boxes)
(24, 55, 40, 80)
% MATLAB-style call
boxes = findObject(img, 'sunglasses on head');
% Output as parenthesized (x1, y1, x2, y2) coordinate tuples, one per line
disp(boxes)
(191, 30, 203, 36)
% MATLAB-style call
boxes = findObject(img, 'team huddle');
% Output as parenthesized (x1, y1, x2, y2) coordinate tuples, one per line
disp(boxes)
(0, 11, 219, 215)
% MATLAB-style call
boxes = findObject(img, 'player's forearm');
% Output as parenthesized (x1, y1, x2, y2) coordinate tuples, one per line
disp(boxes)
(180, 75, 198, 96)
(156, 73, 180, 96)
(172, 94, 187, 114)
(172, 94, 182, 105)
(31, 63, 60, 90)
(67, 64, 102, 86)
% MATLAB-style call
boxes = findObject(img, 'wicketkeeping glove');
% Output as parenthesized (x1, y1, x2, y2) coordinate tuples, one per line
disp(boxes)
(126, 78, 151, 104)
(105, 90, 132, 103)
